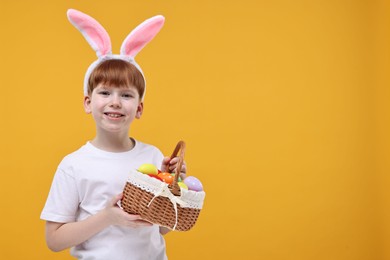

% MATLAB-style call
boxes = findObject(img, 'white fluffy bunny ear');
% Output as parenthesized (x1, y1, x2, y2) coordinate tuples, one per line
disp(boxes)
(67, 9, 112, 57)
(120, 15, 165, 58)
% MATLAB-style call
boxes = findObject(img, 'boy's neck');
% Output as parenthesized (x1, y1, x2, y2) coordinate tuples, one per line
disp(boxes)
(90, 132, 134, 152)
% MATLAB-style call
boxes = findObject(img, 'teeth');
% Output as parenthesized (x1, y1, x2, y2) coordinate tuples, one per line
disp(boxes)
(106, 113, 122, 118)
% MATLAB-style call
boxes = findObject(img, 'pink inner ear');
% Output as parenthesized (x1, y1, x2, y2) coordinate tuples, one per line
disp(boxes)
(121, 16, 165, 58)
(67, 9, 111, 57)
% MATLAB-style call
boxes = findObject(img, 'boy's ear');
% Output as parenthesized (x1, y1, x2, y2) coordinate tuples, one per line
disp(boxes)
(136, 102, 144, 119)
(84, 96, 92, 114)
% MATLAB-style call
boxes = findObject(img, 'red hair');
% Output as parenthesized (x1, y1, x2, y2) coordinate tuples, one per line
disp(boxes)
(88, 59, 145, 98)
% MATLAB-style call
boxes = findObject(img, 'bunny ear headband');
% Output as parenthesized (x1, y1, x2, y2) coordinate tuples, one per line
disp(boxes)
(67, 9, 165, 100)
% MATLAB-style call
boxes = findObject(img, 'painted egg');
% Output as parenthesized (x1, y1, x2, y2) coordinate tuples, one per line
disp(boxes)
(178, 182, 188, 190)
(157, 172, 174, 184)
(137, 163, 158, 175)
(183, 176, 203, 192)
(170, 173, 182, 182)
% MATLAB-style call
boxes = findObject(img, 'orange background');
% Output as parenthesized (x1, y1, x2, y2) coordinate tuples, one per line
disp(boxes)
(0, 0, 389, 259)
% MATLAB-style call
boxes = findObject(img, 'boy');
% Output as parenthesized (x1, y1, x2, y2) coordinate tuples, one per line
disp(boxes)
(41, 9, 185, 259)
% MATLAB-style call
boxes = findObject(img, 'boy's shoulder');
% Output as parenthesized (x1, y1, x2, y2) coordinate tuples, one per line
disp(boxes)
(133, 139, 165, 165)
(58, 143, 91, 167)
(134, 139, 162, 153)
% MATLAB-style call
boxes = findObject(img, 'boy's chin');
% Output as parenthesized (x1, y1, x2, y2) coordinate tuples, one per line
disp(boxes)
(98, 125, 130, 134)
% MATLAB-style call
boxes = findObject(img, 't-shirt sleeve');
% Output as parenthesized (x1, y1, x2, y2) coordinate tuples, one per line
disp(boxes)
(40, 165, 79, 223)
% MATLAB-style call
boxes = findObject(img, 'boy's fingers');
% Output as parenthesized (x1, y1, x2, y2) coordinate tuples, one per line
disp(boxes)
(169, 157, 179, 164)
(161, 157, 171, 172)
(169, 158, 186, 171)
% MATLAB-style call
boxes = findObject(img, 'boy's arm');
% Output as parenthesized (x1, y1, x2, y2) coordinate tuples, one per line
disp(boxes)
(46, 210, 111, 252)
(45, 194, 152, 252)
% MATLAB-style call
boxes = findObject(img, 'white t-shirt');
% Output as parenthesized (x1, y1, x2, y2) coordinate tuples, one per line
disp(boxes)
(41, 139, 167, 260)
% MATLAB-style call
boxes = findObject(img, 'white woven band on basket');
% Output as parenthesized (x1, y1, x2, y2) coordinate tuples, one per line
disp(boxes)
(127, 170, 206, 230)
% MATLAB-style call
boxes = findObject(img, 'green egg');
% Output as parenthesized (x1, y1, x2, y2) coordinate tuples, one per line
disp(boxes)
(170, 173, 181, 182)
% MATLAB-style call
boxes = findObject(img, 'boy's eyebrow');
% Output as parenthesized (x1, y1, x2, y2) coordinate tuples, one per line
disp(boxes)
(97, 85, 110, 90)
(99, 85, 134, 90)
(121, 88, 137, 93)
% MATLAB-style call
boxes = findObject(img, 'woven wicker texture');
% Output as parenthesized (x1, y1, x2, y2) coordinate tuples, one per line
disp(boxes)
(121, 141, 203, 231)
(122, 183, 201, 231)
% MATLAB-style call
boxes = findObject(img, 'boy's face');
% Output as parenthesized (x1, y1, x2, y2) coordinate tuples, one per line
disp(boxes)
(83, 84, 143, 134)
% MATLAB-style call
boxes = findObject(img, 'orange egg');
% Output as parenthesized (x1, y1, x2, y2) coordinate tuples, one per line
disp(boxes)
(157, 172, 174, 184)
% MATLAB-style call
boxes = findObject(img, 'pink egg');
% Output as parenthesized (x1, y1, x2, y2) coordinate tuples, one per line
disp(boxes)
(183, 176, 203, 192)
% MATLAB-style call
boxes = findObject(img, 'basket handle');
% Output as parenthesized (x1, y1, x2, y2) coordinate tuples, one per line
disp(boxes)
(168, 140, 185, 196)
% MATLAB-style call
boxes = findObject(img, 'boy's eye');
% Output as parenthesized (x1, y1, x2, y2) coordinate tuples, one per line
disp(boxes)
(99, 91, 110, 96)
(122, 93, 134, 98)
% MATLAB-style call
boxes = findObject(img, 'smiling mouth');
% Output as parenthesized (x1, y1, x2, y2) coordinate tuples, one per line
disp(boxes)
(104, 113, 124, 118)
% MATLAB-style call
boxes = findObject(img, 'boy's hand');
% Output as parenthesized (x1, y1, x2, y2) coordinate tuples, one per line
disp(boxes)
(103, 193, 152, 228)
(161, 156, 187, 179)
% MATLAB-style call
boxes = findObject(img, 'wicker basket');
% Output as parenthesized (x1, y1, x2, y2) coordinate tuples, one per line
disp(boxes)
(121, 141, 205, 231)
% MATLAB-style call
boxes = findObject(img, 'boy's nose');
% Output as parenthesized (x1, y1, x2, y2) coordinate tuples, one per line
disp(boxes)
(110, 94, 122, 108)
